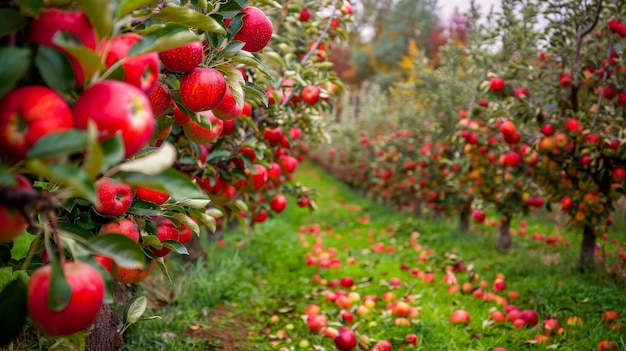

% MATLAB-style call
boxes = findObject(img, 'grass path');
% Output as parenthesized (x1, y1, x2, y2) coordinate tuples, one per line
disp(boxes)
(126, 161, 626, 351)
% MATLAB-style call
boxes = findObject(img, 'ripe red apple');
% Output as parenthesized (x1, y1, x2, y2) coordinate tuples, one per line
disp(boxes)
(515, 87, 529, 100)
(179, 67, 227, 112)
(334, 327, 357, 351)
(297, 197, 311, 207)
(372, 341, 392, 351)
(602, 310, 619, 323)
(149, 216, 180, 257)
(503, 152, 521, 167)
(490, 77, 505, 92)
(543, 318, 560, 334)
(27, 262, 104, 336)
(26, 9, 98, 87)
(231, 7, 273, 52)
(99, 218, 140, 242)
(148, 83, 172, 117)
(450, 309, 471, 325)
(212, 84, 243, 120)
(299, 8, 312, 21)
(136, 186, 170, 205)
(301, 85, 320, 105)
(490, 311, 506, 323)
(540, 124, 555, 136)
(472, 210, 486, 223)
(597, 340, 618, 351)
(177, 220, 193, 245)
(105, 33, 159, 93)
(264, 127, 285, 146)
(0, 174, 33, 243)
(0, 86, 74, 162)
(252, 209, 268, 223)
(182, 111, 224, 144)
(518, 310, 538, 326)
(74, 80, 154, 158)
(559, 73, 572, 87)
(267, 162, 282, 179)
(406, 334, 419, 345)
(271, 194, 287, 213)
(307, 314, 326, 332)
(278, 155, 298, 174)
(93, 177, 133, 217)
(112, 261, 153, 284)
(245, 164, 268, 190)
(94, 255, 113, 272)
(158, 41, 204, 73)
(340, 276, 354, 288)
(499, 120, 517, 136)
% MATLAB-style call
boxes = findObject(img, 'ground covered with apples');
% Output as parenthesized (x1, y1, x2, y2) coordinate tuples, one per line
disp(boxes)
(126, 162, 626, 351)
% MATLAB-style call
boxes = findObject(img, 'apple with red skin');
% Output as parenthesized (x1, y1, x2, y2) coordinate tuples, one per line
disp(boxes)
(334, 327, 357, 351)
(230, 7, 273, 52)
(340, 276, 354, 288)
(74, 80, 154, 158)
(105, 33, 159, 93)
(26, 9, 98, 87)
(271, 194, 287, 213)
(221, 118, 236, 136)
(490, 77, 505, 92)
(93, 177, 134, 217)
(27, 262, 104, 337)
(543, 318, 560, 334)
(472, 210, 486, 223)
(182, 111, 224, 144)
(148, 84, 171, 117)
(177, 221, 193, 245)
(602, 310, 619, 322)
(233, 146, 257, 168)
(278, 155, 298, 174)
(0, 86, 74, 162)
(149, 216, 180, 257)
(559, 73, 572, 87)
(597, 341, 618, 351)
(297, 197, 311, 207)
(372, 341, 392, 351)
(518, 310, 538, 326)
(99, 218, 140, 242)
(94, 255, 113, 272)
(499, 120, 517, 136)
(515, 87, 529, 100)
(209, 183, 238, 207)
(212, 84, 243, 120)
(301, 85, 321, 105)
(450, 309, 471, 325)
(307, 314, 326, 332)
(264, 127, 285, 146)
(179, 67, 227, 112)
(158, 41, 204, 73)
(299, 8, 312, 21)
(245, 164, 268, 190)
(490, 311, 506, 323)
(541, 124, 555, 136)
(503, 152, 521, 167)
(267, 162, 281, 179)
(252, 209, 268, 223)
(172, 102, 192, 126)
(136, 186, 170, 205)
(0, 174, 33, 243)
(112, 261, 153, 284)
(406, 334, 419, 345)
(241, 102, 252, 117)
(493, 348, 509, 351)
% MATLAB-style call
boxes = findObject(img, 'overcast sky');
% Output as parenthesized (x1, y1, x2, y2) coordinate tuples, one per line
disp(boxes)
(438, 0, 501, 22)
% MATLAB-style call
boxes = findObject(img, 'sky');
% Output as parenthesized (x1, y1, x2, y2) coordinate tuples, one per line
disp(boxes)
(438, 0, 501, 22)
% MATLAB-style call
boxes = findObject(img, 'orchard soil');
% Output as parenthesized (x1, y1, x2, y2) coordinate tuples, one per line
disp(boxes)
(125, 161, 626, 351)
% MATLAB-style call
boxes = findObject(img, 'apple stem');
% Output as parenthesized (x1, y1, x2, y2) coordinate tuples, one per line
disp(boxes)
(281, 0, 340, 108)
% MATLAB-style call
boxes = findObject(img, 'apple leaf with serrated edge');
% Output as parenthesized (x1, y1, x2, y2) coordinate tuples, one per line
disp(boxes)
(89, 234, 146, 269)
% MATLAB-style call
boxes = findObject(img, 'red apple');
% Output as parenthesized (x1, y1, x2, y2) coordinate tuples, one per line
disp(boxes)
(515, 87, 529, 100)
(212, 84, 243, 120)
(490, 77, 505, 92)
(499, 120, 517, 136)
(559, 73, 572, 87)
(230, 7, 273, 52)
(148, 83, 172, 117)
(597, 340, 618, 351)
(490, 311, 506, 323)
(278, 155, 298, 174)
(149, 216, 180, 257)
(299, 8, 312, 21)
(334, 327, 357, 351)
(177, 221, 193, 245)
(602, 310, 619, 323)
(450, 309, 471, 325)
(540, 124, 555, 136)
(99, 218, 140, 242)
(27, 262, 104, 336)
(26, 9, 98, 87)
(74, 80, 154, 158)
(372, 341, 392, 351)
(112, 261, 153, 284)
(472, 210, 486, 223)
(340, 276, 354, 288)
(267, 162, 282, 179)
(271, 194, 287, 213)
(519, 310, 538, 326)
(136, 186, 170, 205)
(105, 33, 159, 93)
(0, 174, 33, 243)
(182, 111, 224, 144)
(264, 127, 284, 146)
(158, 41, 204, 73)
(252, 209, 268, 223)
(0, 86, 74, 162)
(301, 85, 320, 105)
(179, 67, 227, 112)
(245, 164, 268, 190)
(93, 177, 133, 217)
(94, 255, 113, 272)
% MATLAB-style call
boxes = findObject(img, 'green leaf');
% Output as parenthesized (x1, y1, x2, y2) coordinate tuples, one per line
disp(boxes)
(89, 234, 146, 269)
(162, 240, 189, 255)
(172, 213, 200, 234)
(16, 0, 43, 17)
(53, 33, 105, 83)
(243, 82, 269, 107)
(26, 160, 96, 203)
(127, 199, 162, 216)
(121, 169, 206, 201)
(129, 23, 202, 56)
(34, 46, 74, 94)
(206, 150, 231, 163)
(118, 142, 177, 175)
(123, 295, 147, 325)
(217, 64, 245, 108)
(77, 0, 113, 39)
(82, 122, 104, 179)
(214, 0, 245, 13)
(27, 129, 89, 160)
(0, 9, 27, 38)
(231, 51, 271, 78)
(101, 135, 125, 172)
(148, 6, 226, 34)
(0, 279, 27, 347)
(200, 213, 217, 232)
(117, 0, 158, 19)
(49, 255, 72, 311)
(0, 47, 30, 98)
(175, 198, 211, 209)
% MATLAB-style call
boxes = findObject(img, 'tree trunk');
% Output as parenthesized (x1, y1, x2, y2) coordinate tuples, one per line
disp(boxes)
(85, 283, 134, 351)
(496, 215, 512, 252)
(459, 209, 469, 233)
(579, 224, 597, 272)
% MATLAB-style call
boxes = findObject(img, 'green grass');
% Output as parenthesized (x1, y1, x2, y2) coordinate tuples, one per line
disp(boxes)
(125, 161, 626, 351)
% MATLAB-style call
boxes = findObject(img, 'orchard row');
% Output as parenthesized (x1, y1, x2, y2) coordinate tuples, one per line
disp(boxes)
(0, 0, 351, 347)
